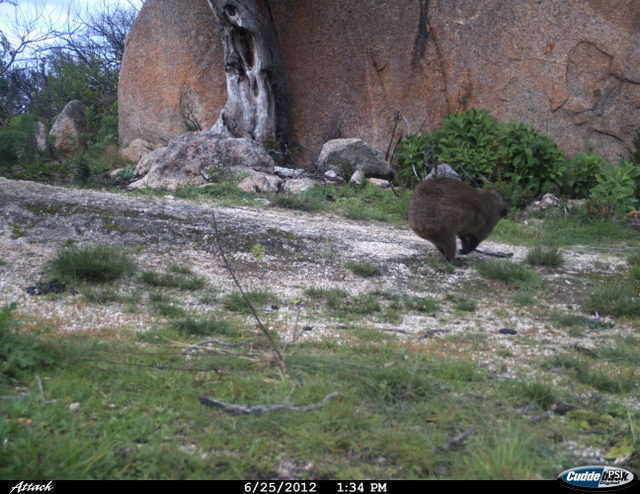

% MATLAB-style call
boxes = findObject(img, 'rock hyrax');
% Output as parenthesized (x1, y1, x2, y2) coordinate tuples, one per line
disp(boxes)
(408, 177, 510, 263)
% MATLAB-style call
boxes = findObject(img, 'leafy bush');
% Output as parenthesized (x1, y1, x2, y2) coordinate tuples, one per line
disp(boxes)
(564, 152, 607, 198)
(394, 109, 570, 205)
(436, 108, 500, 183)
(589, 159, 640, 216)
(395, 131, 438, 187)
(496, 122, 566, 198)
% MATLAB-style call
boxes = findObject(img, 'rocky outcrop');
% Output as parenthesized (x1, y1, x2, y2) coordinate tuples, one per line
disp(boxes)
(49, 100, 86, 155)
(128, 131, 275, 190)
(119, 0, 640, 163)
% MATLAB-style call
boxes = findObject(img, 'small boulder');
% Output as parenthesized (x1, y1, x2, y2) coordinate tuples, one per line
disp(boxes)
(128, 131, 275, 190)
(316, 138, 394, 183)
(238, 172, 282, 194)
(282, 178, 316, 194)
(49, 100, 86, 155)
(425, 162, 460, 181)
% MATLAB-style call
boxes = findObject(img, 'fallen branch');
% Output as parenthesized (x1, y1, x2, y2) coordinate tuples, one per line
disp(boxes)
(198, 392, 340, 415)
(473, 248, 513, 258)
(442, 427, 476, 451)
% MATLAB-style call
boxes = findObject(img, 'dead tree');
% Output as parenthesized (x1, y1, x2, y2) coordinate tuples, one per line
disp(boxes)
(206, 0, 289, 144)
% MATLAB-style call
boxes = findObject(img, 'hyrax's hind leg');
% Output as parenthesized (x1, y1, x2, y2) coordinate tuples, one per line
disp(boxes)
(459, 235, 480, 255)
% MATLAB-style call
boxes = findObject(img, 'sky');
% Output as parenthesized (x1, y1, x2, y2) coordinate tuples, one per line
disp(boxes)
(0, 0, 144, 50)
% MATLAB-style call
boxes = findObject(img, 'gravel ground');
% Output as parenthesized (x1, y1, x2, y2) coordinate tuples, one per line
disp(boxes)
(0, 177, 636, 377)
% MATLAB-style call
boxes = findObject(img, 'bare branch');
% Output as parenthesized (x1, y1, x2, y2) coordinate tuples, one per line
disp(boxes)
(207, 210, 288, 376)
(199, 392, 341, 415)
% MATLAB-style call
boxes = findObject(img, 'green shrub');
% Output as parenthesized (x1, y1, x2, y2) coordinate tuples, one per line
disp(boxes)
(590, 159, 640, 216)
(0, 113, 39, 167)
(436, 108, 500, 183)
(564, 152, 607, 198)
(395, 131, 438, 187)
(47, 244, 136, 285)
(394, 109, 569, 206)
(496, 122, 566, 198)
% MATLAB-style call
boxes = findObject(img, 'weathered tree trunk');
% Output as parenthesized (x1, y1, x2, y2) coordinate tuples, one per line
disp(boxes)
(206, 0, 288, 144)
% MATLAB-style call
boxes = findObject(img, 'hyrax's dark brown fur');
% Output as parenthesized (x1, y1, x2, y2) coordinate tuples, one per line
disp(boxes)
(408, 177, 510, 263)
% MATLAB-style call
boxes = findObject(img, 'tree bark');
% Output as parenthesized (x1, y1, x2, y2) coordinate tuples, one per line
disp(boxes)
(206, 0, 289, 144)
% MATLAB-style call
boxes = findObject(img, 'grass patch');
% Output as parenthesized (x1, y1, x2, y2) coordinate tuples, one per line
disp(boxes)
(169, 315, 238, 337)
(508, 380, 557, 410)
(582, 282, 640, 317)
(223, 290, 279, 314)
(476, 260, 539, 288)
(81, 286, 129, 305)
(491, 214, 639, 248)
(345, 261, 384, 278)
(270, 194, 325, 212)
(545, 354, 637, 394)
(303, 288, 383, 319)
(1, 323, 630, 480)
(47, 244, 135, 285)
(140, 265, 206, 291)
(148, 293, 187, 318)
(460, 424, 554, 480)
(445, 294, 477, 312)
(1, 304, 55, 382)
(526, 245, 564, 267)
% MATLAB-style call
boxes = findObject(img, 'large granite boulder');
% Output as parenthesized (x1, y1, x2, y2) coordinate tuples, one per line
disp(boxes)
(118, 0, 226, 148)
(119, 0, 640, 163)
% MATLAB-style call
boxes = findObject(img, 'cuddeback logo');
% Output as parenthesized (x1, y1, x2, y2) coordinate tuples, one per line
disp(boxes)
(558, 466, 638, 491)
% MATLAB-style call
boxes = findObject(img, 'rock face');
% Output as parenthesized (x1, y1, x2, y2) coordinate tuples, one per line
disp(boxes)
(317, 138, 395, 183)
(118, 0, 226, 147)
(119, 0, 640, 163)
(128, 131, 275, 190)
(49, 100, 86, 155)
